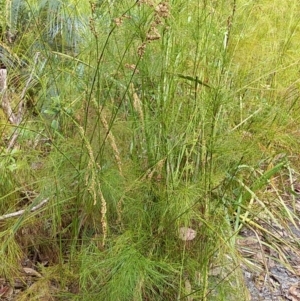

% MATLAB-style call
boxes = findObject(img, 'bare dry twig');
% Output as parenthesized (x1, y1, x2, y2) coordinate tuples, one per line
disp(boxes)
(0, 198, 49, 221)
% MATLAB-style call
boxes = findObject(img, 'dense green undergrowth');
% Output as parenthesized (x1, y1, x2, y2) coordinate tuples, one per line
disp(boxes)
(0, 0, 300, 300)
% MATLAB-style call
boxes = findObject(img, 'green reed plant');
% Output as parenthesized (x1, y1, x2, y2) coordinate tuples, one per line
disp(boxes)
(0, 0, 299, 300)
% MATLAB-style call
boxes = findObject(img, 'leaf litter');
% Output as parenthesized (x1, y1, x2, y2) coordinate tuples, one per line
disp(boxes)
(238, 192, 300, 301)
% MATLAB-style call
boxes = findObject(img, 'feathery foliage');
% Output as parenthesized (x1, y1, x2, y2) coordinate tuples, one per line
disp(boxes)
(0, 0, 299, 300)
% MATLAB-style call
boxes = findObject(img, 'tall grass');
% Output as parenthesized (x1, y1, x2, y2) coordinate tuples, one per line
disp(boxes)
(0, 0, 299, 300)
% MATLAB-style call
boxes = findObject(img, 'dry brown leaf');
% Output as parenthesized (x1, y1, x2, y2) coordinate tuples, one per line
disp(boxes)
(254, 273, 265, 289)
(293, 266, 300, 276)
(237, 236, 259, 247)
(209, 266, 223, 276)
(254, 251, 264, 264)
(288, 283, 300, 301)
(184, 278, 193, 301)
(0, 285, 13, 298)
(179, 227, 197, 241)
(23, 267, 42, 278)
(268, 257, 276, 268)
